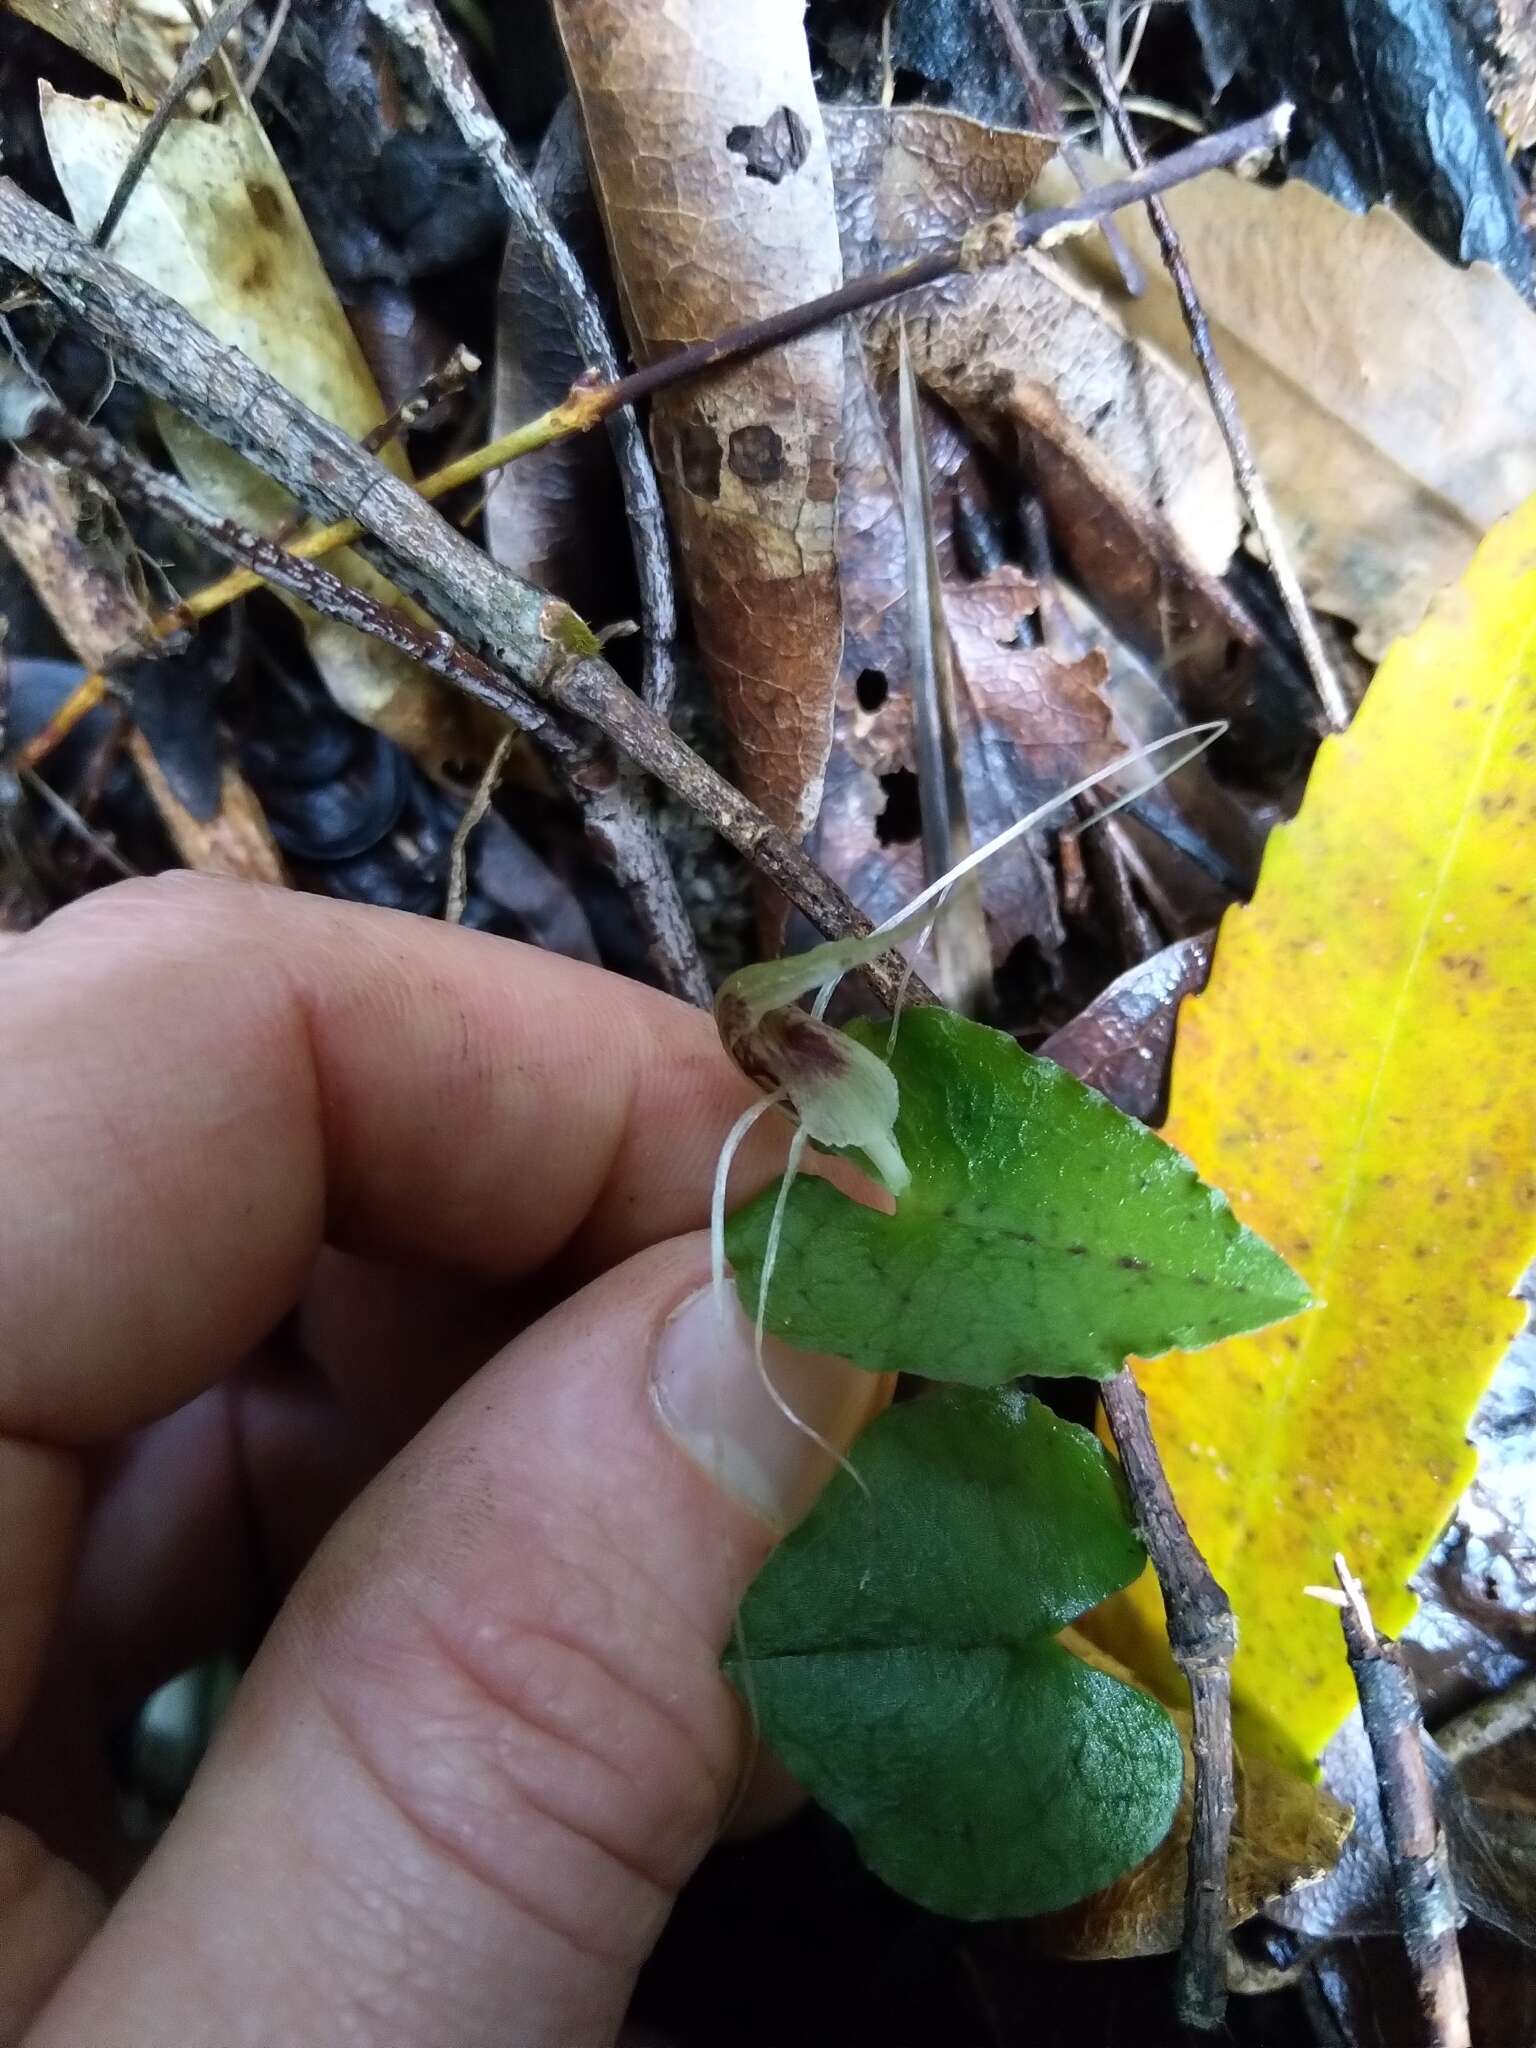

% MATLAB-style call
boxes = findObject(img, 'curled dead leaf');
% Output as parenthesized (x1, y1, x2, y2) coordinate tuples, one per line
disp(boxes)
(825, 105, 1240, 578)
(553, 0, 845, 840)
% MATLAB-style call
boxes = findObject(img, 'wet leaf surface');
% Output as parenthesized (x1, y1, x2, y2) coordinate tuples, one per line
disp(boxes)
(728, 1005, 1309, 1381)
(1189, 0, 1531, 285)
(730, 1387, 1184, 1919)
(1041, 933, 1214, 1122)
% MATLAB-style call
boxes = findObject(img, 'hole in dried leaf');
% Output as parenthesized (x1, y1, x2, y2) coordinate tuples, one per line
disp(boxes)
(855, 668, 889, 713)
(728, 423, 786, 484)
(876, 768, 922, 846)
(673, 419, 722, 500)
(725, 106, 812, 183)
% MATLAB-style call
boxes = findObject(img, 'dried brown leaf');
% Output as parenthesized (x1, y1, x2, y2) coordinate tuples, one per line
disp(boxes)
(552, 0, 844, 840)
(1028, 1630, 1351, 1960)
(825, 105, 1240, 577)
(1040, 932, 1213, 1122)
(486, 98, 627, 623)
(0, 450, 284, 883)
(1048, 159, 1536, 657)
(827, 327, 1115, 967)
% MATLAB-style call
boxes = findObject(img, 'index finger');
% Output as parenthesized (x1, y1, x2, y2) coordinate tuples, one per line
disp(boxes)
(0, 875, 777, 1442)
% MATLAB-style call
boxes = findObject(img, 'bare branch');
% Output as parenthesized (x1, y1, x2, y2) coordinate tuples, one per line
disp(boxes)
(1, 375, 916, 1008)
(93, 0, 262, 250)
(1060, 3, 1350, 732)
(366, 0, 681, 720)
(1323, 1558, 1471, 2048)
(988, 0, 1145, 295)
(1099, 1367, 1237, 2033)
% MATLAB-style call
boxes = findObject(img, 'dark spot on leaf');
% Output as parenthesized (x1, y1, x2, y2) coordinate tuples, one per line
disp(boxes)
(673, 419, 722, 500)
(241, 254, 274, 294)
(1066, 1244, 1089, 1257)
(876, 768, 922, 846)
(247, 181, 284, 231)
(727, 423, 786, 485)
(855, 668, 888, 713)
(725, 105, 811, 183)
(1117, 1256, 1149, 1271)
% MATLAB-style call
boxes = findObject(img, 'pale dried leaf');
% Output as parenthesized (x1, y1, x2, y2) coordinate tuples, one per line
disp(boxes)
(39, 88, 480, 772)
(1047, 159, 1536, 658)
(1492, 0, 1536, 149)
(552, 0, 844, 839)
(4, 0, 214, 107)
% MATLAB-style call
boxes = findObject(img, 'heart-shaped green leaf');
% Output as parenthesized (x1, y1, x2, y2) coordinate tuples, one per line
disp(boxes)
(727, 1007, 1308, 1380)
(731, 1387, 1183, 1917)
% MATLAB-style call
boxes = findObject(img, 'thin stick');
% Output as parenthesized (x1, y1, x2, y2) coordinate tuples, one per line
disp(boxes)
(1, 107, 1289, 767)
(988, 0, 1145, 295)
(3, 381, 916, 1009)
(1323, 1558, 1471, 2048)
(1433, 1666, 1536, 1769)
(1060, 3, 1349, 732)
(93, 0, 261, 250)
(897, 325, 991, 1016)
(241, 0, 291, 97)
(20, 764, 136, 877)
(1099, 1367, 1237, 2033)
(366, 0, 681, 720)
(445, 726, 515, 924)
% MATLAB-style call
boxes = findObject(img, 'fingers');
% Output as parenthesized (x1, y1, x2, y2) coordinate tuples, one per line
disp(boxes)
(0, 874, 793, 1444)
(26, 1235, 887, 2048)
(0, 1819, 103, 2042)
(0, 1444, 78, 1748)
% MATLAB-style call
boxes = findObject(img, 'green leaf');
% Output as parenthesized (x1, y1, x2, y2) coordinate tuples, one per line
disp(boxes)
(731, 1387, 1183, 1917)
(727, 1007, 1308, 1381)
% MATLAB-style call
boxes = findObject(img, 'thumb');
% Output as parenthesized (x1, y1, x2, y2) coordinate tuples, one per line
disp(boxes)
(26, 1235, 883, 2048)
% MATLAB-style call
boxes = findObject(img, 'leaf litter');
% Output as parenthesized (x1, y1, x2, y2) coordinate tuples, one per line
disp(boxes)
(5, 0, 1536, 2036)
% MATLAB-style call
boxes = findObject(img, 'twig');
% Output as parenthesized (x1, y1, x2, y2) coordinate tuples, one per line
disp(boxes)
(0, 106, 1291, 769)
(241, 0, 291, 97)
(367, 0, 680, 721)
(1099, 1368, 1237, 2033)
(897, 325, 991, 1016)
(1317, 1558, 1471, 2048)
(583, 106, 1292, 422)
(360, 343, 481, 455)
(445, 726, 514, 924)
(369, 0, 705, 998)
(989, 0, 1145, 295)
(1433, 1666, 1536, 1768)
(1060, 3, 1350, 733)
(2, 380, 916, 1009)
(20, 764, 136, 877)
(92, 0, 262, 250)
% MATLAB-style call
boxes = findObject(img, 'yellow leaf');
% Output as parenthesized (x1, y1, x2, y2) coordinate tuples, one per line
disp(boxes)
(1091, 495, 1536, 1775)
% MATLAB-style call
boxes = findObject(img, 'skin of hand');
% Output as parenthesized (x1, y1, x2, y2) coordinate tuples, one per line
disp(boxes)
(0, 874, 888, 2048)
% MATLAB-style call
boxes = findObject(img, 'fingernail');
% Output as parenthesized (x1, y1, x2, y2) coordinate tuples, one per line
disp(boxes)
(652, 1283, 886, 1532)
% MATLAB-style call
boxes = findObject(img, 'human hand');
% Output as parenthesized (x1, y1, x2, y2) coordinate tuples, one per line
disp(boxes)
(0, 876, 885, 2047)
